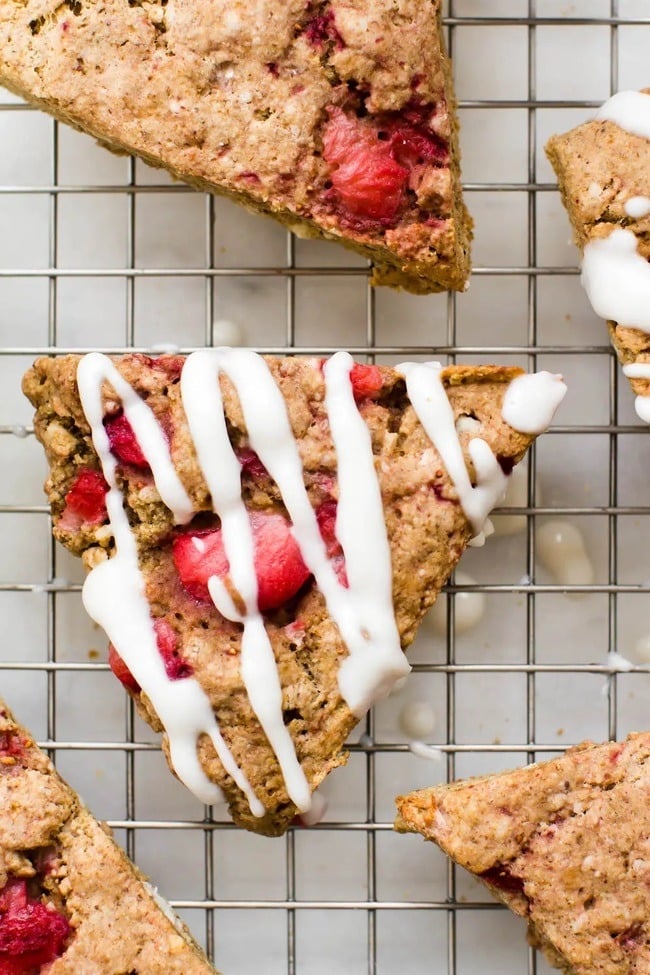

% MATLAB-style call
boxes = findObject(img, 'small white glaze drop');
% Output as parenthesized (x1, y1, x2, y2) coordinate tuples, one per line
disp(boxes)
(625, 196, 650, 219)
(423, 570, 486, 636)
(633, 634, 650, 663)
(502, 372, 567, 435)
(622, 362, 650, 422)
(595, 90, 650, 140)
(212, 319, 244, 347)
(408, 741, 443, 762)
(491, 463, 536, 537)
(607, 651, 634, 673)
(536, 520, 594, 592)
(399, 701, 436, 739)
(296, 790, 328, 826)
(581, 229, 650, 334)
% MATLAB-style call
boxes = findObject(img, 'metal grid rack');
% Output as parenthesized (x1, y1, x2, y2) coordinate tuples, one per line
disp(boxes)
(2, 2, 650, 973)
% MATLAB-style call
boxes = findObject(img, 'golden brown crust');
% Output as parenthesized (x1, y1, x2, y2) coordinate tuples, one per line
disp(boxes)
(396, 734, 650, 975)
(23, 353, 535, 835)
(0, 0, 472, 293)
(0, 701, 219, 974)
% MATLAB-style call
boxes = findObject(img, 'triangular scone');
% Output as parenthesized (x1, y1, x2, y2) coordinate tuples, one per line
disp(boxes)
(0, 700, 219, 974)
(23, 352, 564, 836)
(0, 0, 471, 294)
(546, 90, 650, 422)
(396, 735, 650, 975)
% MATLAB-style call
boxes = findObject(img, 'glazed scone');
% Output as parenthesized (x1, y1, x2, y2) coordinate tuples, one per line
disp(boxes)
(23, 351, 565, 836)
(546, 89, 650, 422)
(0, 699, 220, 974)
(396, 735, 650, 975)
(0, 0, 472, 294)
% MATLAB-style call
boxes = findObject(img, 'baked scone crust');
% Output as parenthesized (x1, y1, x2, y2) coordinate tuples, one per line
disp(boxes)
(0, 700, 219, 974)
(396, 735, 650, 975)
(0, 0, 472, 293)
(23, 354, 536, 836)
(546, 95, 650, 404)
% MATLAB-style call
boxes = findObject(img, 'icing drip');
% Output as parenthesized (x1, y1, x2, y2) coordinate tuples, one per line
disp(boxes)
(502, 372, 566, 435)
(74, 350, 558, 817)
(581, 229, 650, 334)
(595, 90, 650, 140)
(77, 353, 260, 812)
(625, 196, 650, 219)
(180, 350, 311, 813)
(622, 363, 650, 423)
(397, 361, 508, 541)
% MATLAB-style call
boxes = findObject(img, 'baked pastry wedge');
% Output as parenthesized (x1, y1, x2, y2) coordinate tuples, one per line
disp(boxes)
(0, 699, 219, 974)
(0, 0, 472, 293)
(547, 90, 650, 423)
(23, 351, 565, 835)
(395, 735, 650, 975)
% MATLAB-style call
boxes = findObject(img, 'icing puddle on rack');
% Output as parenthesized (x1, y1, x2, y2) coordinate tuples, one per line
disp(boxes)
(76, 349, 565, 818)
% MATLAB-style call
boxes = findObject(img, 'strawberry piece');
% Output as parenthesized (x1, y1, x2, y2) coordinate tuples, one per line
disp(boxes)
(236, 447, 269, 480)
(173, 512, 311, 612)
(322, 109, 408, 223)
(108, 643, 140, 694)
(153, 619, 193, 681)
(387, 126, 447, 168)
(0, 732, 25, 765)
(349, 363, 383, 401)
(62, 468, 108, 526)
(108, 619, 191, 692)
(0, 879, 69, 974)
(315, 501, 340, 557)
(304, 10, 343, 49)
(104, 411, 149, 468)
(315, 501, 348, 586)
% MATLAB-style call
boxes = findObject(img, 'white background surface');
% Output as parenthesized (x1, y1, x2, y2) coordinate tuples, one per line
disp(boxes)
(1, 3, 650, 973)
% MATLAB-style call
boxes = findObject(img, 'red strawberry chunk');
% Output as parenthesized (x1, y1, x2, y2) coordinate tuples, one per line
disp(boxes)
(315, 501, 348, 586)
(387, 126, 447, 168)
(108, 619, 191, 692)
(173, 512, 311, 612)
(62, 468, 108, 526)
(108, 643, 140, 694)
(304, 10, 343, 49)
(236, 447, 269, 480)
(0, 732, 25, 767)
(0, 879, 69, 974)
(104, 412, 149, 469)
(322, 109, 408, 222)
(153, 618, 193, 681)
(349, 363, 383, 401)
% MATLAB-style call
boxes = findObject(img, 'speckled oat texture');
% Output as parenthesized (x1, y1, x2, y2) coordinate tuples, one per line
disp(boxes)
(546, 93, 650, 408)
(0, 0, 472, 294)
(396, 735, 650, 975)
(23, 354, 535, 836)
(0, 699, 220, 974)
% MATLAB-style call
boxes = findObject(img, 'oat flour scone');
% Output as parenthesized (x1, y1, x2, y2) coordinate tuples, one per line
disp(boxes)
(0, 0, 472, 293)
(396, 735, 650, 975)
(23, 351, 565, 836)
(0, 699, 219, 974)
(547, 89, 650, 422)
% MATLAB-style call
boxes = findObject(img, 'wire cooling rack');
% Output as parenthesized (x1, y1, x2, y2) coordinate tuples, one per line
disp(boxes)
(2, 2, 650, 973)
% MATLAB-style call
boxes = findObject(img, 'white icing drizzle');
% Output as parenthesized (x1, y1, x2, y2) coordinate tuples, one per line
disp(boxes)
(622, 363, 650, 422)
(74, 350, 558, 818)
(77, 353, 260, 812)
(397, 361, 508, 540)
(625, 196, 650, 219)
(502, 372, 567, 435)
(180, 350, 311, 813)
(595, 90, 650, 140)
(581, 229, 650, 334)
